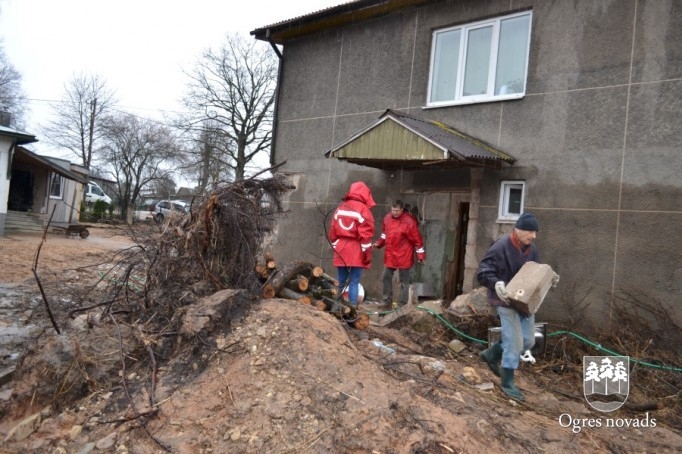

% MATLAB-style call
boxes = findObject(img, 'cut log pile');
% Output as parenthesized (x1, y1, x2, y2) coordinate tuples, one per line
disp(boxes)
(256, 255, 369, 330)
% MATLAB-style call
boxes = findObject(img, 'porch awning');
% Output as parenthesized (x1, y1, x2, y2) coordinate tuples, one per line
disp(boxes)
(13, 147, 87, 184)
(325, 109, 516, 170)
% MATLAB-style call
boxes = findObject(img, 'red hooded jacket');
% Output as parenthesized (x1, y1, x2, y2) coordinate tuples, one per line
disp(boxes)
(329, 182, 376, 269)
(374, 211, 425, 269)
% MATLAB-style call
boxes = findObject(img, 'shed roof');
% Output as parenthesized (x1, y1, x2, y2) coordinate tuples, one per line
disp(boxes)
(325, 109, 515, 170)
(13, 147, 88, 184)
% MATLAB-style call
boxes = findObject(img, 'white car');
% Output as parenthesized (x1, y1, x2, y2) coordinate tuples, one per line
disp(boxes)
(153, 200, 190, 222)
(84, 182, 112, 204)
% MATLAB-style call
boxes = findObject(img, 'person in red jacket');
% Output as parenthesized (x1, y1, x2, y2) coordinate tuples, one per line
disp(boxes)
(328, 181, 376, 308)
(373, 199, 425, 307)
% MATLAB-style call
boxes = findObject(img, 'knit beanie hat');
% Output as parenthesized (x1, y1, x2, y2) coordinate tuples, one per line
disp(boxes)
(515, 213, 539, 231)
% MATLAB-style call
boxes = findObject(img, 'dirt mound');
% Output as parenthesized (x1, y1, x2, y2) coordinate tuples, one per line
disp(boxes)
(2, 294, 682, 453)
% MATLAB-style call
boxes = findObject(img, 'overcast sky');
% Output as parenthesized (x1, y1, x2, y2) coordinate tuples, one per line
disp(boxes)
(0, 0, 343, 157)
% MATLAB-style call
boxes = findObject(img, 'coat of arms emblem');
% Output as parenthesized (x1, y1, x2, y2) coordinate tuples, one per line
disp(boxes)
(583, 356, 629, 412)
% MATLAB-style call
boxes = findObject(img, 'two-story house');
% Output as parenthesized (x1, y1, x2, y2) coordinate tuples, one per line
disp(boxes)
(251, 0, 681, 333)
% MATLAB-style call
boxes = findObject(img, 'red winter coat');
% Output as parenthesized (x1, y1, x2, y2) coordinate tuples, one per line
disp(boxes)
(374, 211, 425, 269)
(329, 182, 376, 269)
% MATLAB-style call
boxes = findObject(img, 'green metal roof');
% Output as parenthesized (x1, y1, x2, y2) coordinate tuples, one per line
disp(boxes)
(325, 109, 516, 170)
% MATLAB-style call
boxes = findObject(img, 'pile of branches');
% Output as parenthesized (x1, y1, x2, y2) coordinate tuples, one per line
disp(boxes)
(145, 173, 294, 308)
(11, 174, 296, 428)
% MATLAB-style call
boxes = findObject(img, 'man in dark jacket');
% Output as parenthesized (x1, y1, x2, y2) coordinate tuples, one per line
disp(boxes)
(476, 212, 558, 401)
(373, 200, 425, 307)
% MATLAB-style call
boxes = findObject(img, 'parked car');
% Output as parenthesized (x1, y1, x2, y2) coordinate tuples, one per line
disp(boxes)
(84, 182, 112, 204)
(153, 200, 190, 222)
(144, 199, 159, 212)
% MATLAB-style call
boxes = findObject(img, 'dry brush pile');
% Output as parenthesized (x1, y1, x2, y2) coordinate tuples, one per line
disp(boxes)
(2, 174, 300, 437)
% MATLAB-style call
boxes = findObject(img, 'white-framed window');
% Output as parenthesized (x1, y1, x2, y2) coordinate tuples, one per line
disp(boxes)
(49, 173, 64, 199)
(427, 10, 532, 106)
(498, 181, 525, 222)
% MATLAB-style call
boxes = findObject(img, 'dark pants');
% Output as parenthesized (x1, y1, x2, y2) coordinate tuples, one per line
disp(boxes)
(382, 267, 411, 305)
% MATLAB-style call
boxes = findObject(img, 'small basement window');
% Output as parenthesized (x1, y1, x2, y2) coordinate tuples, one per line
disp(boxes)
(498, 181, 525, 222)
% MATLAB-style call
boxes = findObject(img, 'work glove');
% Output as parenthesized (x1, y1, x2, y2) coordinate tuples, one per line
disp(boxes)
(520, 350, 536, 364)
(552, 272, 560, 288)
(494, 281, 510, 304)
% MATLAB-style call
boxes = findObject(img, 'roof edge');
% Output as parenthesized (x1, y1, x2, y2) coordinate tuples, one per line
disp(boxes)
(0, 125, 38, 145)
(14, 146, 88, 184)
(251, 0, 433, 44)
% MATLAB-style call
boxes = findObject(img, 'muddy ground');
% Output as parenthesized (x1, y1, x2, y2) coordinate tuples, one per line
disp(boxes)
(0, 226, 680, 453)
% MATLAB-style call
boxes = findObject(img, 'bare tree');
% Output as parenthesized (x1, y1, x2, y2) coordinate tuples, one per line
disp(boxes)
(0, 44, 26, 128)
(99, 113, 183, 221)
(43, 73, 116, 169)
(181, 33, 277, 182)
(151, 175, 177, 200)
(181, 119, 235, 195)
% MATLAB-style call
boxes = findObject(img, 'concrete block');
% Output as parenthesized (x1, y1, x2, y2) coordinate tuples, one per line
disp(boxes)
(506, 261, 555, 315)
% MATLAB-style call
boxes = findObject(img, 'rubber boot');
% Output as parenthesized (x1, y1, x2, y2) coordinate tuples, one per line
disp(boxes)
(500, 368, 525, 401)
(479, 341, 503, 377)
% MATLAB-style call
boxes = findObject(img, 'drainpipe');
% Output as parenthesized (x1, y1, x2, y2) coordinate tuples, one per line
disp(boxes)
(266, 28, 283, 168)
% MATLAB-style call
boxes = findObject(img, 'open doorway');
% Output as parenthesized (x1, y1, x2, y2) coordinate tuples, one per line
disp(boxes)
(442, 201, 469, 300)
(8, 168, 35, 211)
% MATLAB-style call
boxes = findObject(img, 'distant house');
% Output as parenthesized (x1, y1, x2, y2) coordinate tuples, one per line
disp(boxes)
(1, 119, 88, 234)
(251, 0, 682, 329)
(175, 187, 199, 203)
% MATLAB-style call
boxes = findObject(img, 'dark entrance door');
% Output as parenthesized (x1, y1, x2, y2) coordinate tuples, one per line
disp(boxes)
(8, 169, 34, 211)
(443, 202, 469, 300)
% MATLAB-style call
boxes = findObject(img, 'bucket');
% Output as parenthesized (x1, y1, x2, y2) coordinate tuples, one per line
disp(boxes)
(488, 323, 547, 355)
(342, 283, 365, 304)
(411, 282, 435, 299)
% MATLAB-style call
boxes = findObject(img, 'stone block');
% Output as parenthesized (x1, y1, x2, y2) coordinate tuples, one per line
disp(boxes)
(4, 412, 41, 441)
(506, 261, 555, 315)
(448, 339, 466, 353)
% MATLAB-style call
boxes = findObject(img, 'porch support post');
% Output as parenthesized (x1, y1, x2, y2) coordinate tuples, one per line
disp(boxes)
(462, 168, 483, 292)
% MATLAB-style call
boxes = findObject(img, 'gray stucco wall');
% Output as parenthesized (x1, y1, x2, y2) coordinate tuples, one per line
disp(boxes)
(266, 0, 682, 332)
